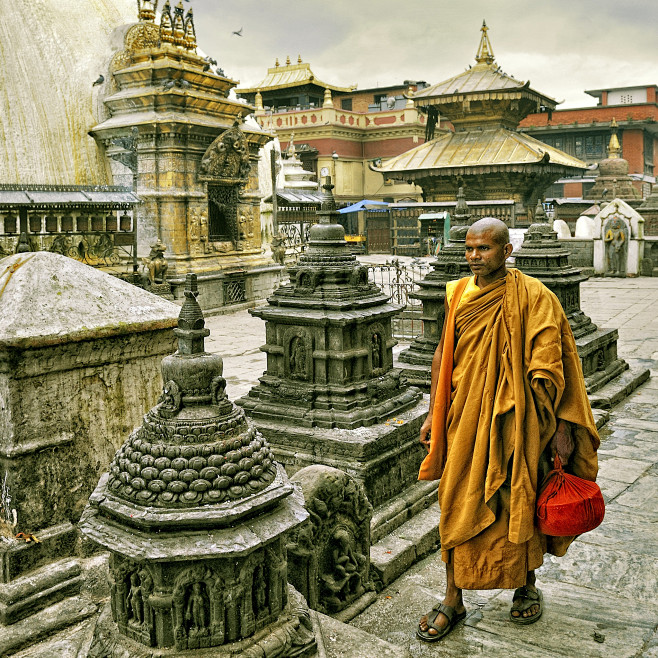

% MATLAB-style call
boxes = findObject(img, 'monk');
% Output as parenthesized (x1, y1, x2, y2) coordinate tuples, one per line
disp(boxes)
(416, 218, 599, 642)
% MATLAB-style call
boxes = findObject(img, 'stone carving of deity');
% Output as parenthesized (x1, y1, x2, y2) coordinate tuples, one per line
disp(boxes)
(185, 582, 209, 635)
(129, 573, 144, 625)
(371, 334, 382, 370)
(321, 527, 364, 612)
(604, 217, 628, 277)
(289, 337, 307, 379)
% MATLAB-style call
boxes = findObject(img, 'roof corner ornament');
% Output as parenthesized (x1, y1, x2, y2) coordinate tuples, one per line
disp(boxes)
(475, 19, 495, 65)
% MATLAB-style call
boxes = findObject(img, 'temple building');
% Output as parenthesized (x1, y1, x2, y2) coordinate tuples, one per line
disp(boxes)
(373, 22, 588, 224)
(0, 0, 279, 310)
(520, 84, 658, 200)
(236, 56, 430, 206)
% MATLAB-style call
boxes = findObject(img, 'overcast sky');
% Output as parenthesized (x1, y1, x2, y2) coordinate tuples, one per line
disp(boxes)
(191, 0, 656, 109)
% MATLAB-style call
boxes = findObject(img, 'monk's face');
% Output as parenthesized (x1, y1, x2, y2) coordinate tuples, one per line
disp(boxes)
(464, 229, 512, 284)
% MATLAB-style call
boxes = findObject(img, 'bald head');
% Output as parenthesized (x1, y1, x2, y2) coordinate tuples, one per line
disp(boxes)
(467, 218, 510, 247)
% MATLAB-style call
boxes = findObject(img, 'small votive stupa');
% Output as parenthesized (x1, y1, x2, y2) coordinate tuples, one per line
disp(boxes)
(81, 274, 313, 655)
(238, 179, 425, 508)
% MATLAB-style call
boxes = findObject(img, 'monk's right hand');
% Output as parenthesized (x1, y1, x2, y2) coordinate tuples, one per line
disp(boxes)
(419, 414, 432, 452)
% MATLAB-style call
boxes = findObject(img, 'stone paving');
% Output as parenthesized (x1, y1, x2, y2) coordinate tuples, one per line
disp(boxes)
(205, 275, 658, 657)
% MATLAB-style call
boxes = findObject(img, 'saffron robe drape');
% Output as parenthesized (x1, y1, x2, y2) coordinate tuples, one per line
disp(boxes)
(419, 269, 599, 589)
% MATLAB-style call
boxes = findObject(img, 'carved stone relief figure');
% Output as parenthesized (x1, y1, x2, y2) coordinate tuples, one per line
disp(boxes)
(252, 563, 268, 618)
(185, 582, 209, 636)
(289, 336, 307, 380)
(321, 526, 364, 612)
(287, 466, 373, 615)
(604, 217, 628, 276)
(128, 572, 145, 626)
(371, 333, 382, 370)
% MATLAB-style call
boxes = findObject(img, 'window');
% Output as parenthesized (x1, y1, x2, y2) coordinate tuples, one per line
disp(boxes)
(341, 98, 352, 111)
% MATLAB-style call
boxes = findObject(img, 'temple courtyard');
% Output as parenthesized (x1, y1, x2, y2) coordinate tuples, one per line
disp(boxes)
(4, 274, 658, 657)
(212, 275, 658, 658)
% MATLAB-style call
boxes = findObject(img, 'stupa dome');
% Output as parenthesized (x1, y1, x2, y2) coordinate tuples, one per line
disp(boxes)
(0, 0, 135, 186)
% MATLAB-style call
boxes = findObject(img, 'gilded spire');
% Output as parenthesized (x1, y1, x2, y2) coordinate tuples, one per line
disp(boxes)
(173, 1, 185, 47)
(475, 20, 495, 65)
(275, 57, 279, 67)
(608, 117, 621, 159)
(137, 0, 158, 22)
(184, 8, 197, 50)
(160, 1, 174, 44)
(286, 55, 291, 65)
(287, 133, 296, 158)
(298, 54, 302, 64)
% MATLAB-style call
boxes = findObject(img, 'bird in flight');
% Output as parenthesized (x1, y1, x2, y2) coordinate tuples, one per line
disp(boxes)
(232, 27, 243, 37)
(93, 74, 104, 86)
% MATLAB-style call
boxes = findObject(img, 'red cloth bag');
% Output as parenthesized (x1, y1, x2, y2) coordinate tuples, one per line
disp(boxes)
(536, 455, 605, 536)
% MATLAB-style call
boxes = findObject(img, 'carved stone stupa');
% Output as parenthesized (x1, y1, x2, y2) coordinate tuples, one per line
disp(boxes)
(238, 179, 425, 508)
(398, 185, 474, 387)
(80, 274, 314, 655)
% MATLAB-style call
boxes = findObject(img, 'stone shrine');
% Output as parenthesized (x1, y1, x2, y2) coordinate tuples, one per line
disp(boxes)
(397, 186, 474, 387)
(591, 198, 645, 277)
(513, 201, 649, 403)
(90, 2, 279, 309)
(0, 250, 178, 641)
(237, 179, 426, 509)
(80, 274, 314, 656)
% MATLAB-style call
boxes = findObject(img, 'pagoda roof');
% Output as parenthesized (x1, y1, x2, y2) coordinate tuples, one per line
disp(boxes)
(374, 127, 587, 176)
(237, 58, 355, 94)
(412, 21, 557, 109)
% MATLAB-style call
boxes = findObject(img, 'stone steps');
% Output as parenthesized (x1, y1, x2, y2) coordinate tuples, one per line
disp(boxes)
(370, 502, 441, 592)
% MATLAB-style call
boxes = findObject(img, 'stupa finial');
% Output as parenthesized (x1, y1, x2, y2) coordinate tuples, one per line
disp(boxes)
(475, 19, 495, 65)
(608, 117, 621, 159)
(137, 0, 158, 22)
(184, 8, 197, 50)
(534, 198, 548, 223)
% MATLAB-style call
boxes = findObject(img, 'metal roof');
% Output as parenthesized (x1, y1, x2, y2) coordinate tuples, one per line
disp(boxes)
(0, 185, 139, 207)
(237, 61, 355, 95)
(375, 127, 586, 175)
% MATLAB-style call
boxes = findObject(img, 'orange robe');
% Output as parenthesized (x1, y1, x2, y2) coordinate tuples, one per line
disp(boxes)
(419, 270, 599, 590)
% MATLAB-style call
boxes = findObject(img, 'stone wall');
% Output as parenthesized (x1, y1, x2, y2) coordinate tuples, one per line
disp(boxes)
(0, 330, 176, 534)
(559, 238, 594, 269)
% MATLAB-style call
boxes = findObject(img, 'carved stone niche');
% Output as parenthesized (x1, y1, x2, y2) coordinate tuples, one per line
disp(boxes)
(199, 122, 253, 249)
(287, 466, 374, 616)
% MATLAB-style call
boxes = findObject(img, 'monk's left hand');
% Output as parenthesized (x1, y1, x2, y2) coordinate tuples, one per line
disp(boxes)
(550, 419, 574, 465)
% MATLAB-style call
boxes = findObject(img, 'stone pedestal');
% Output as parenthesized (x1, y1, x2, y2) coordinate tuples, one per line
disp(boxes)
(0, 251, 178, 627)
(80, 274, 314, 656)
(237, 180, 425, 509)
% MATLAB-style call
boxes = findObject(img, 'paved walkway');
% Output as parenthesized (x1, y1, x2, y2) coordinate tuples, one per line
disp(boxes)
(205, 275, 658, 657)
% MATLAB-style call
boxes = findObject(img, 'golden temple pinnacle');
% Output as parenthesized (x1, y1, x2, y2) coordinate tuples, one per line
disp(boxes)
(608, 117, 621, 159)
(475, 20, 495, 65)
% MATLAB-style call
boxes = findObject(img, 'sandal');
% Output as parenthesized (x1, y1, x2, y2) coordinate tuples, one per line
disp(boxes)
(510, 586, 543, 625)
(416, 603, 467, 643)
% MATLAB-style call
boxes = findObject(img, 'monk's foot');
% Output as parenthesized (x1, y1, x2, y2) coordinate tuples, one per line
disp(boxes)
(510, 585, 543, 625)
(418, 595, 466, 638)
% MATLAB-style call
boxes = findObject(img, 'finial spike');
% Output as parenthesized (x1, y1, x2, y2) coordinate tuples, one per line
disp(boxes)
(608, 117, 621, 159)
(475, 19, 495, 65)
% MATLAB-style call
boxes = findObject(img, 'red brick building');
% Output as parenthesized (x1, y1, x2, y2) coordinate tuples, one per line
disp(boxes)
(519, 84, 658, 199)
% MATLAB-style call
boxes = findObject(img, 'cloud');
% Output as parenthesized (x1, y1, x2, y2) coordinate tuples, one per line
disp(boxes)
(192, 0, 657, 108)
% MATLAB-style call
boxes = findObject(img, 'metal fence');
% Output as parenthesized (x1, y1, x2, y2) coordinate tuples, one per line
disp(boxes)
(367, 259, 431, 339)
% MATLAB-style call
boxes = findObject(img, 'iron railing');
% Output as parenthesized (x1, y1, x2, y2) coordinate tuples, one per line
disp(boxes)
(367, 259, 431, 339)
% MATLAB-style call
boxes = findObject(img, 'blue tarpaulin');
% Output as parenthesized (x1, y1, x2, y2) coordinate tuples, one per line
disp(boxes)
(337, 200, 388, 214)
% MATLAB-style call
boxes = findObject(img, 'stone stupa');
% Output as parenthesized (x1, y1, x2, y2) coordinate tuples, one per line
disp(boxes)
(81, 273, 315, 656)
(237, 178, 426, 509)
